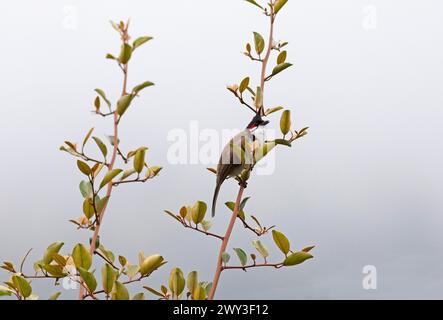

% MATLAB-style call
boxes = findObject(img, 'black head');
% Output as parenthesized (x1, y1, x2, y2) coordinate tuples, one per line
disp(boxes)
(247, 114, 269, 130)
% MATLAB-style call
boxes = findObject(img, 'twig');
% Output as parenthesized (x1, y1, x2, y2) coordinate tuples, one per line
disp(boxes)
(19, 248, 33, 274)
(94, 251, 119, 270)
(182, 221, 224, 241)
(222, 263, 283, 271)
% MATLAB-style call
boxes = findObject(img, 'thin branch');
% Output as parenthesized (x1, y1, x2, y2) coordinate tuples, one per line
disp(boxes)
(94, 251, 119, 270)
(182, 221, 224, 241)
(222, 263, 283, 271)
(235, 92, 258, 114)
(19, 248, 33, 274)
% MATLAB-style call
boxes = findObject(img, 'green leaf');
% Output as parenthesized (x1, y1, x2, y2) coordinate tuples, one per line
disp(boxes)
(201, 220, 213, 232)
(82, 128, 94, 149)
(277, 50, 287, 64)
(239, 77, 250, 93)
(77, 160, 91, 176)
(99, 169, 123, 189)
(221, 252, 230, 264)
(143, 286, 164, 298)
(169, 268, 185, 299)
(254, 86, 263, 109)
(42, 264, 67, 277)
(265, 106, 284, 116)
(233, 248, 248, 266)
(98, 244, 115, 263)
(118, 255, 127, 267)
(224, 201, 245, 220)
(94, 89, 111, 108)
(105, 53, 116, 60)
(102, 264, 117, 294)
(140, 254, 164, 276)
(78, 267, 97, 293)
(79, 180, 93, 198)
(240, 196, 251, 211)
(133, 148, 147, 174)
(253, 32, 265, 55)
(133, 36, 153, 50)
(133, 81, 155, 94)
(95, 196, 110, 214)
(274, 139, 292, 147)
(92, 137, 107, 159)
(72, 243, 92, 270)
(112, 281, 129, 300)
(116, 94, 133, 116)
(0, 285, 13, 297)
(283, 252, 313, 266)
(132, 293, 145, 300)
(12, 275, 32, 298)
(280, 110, 291, 135)
(271, 62, 293, 77)
(252, 240, 269, 259)
(191, 201, 207, 225)
(48, 292, 61, 300)
(120, 168, 137, 181)
(43, 242, 64, 264)
(245, 0, 263, 9)
(274, 0, 288, 14)
(82, 198, 95, 219)
(125, 265, 140, 279)
(118, 43, 132, 64)
(187, 271, 198, 296)
(272, 230, 290, 255)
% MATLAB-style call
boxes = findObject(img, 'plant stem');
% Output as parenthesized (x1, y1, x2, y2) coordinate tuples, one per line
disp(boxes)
(208, 184, 245, 300)
(259, 2, 275, 115)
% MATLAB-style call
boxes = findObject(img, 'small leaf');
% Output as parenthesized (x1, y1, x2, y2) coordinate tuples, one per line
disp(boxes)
(239, 77, 250, 93)
(118, 256, 127, 267)
(99, 169, 123, 189)
(280, 110, 291, 135)
(42, 264, 66, 277)
(143, 286, 164, 298)
(274, 0, 288, 14)
(252, 240, 269, 259)
(221, 252, 230, 264)
(116, 94, 133, 116)
(72, 243, 92, 270)
(105, 53, 116, 60)
(78, 267, 97, 293)
(187, 271, 198, 296)
(92, 137, 108, 159)
(121, 168, 137, 181)
(274, 139, 292, 147)
(82, 128, 94, 149)
(12, 275, 32, 298)
(133, 148, 147, 174)
(265, 106, 284, 116)
(79, 180, 93, 198)
(132, 293, 145, 300)
(94, 89, 111, 108)
(272, 230, 291, 255)
(0, 285, 13, 297)
(125, 265, 140, 279)
(271, 62, 293, 77)
(253, 32, 265, 55)
(191, 201, 207, 225)
(77, 160, 91, 176)
(83, 198, 95, 219)
(201, 220, 213, 232)
(102, 264, 117, 294)
(169, 268, 185, 299)
(254, 86, 263, 109)
(95, 196, 109, 215)
(240, 196, 251, 211)
(140, 254, 164, 276)
(283, 252, 313, 266)
(302, 245, 315, 253)
(244, 0, 263, 10)
(118, 43, 132, 64)
(43, 242, 64, 264)
(48, 292, 61, 300)
(277, 50, 287, 64)
(224, 202, 245, 220)
(132, 81, 155, 94)
(133, 36, 153, 50)
(112, 281, 129, 300)
(233, 248, 248, 266)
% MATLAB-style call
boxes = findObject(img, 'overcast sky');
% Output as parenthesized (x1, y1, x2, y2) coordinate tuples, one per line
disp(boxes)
(1, 0, 442, 299)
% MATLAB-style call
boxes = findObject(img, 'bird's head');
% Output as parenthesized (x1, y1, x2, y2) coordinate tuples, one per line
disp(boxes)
(246, 114, 269, 131)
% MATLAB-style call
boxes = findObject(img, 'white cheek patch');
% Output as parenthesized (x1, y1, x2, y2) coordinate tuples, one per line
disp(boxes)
(253, 127, 267, 143)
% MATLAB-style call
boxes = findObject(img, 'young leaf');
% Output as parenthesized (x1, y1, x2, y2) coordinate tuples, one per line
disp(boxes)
(79, 180, 93, 198)
(12, 275, 32, 298)
(0, 285, 13, 297)
(253, 32, 265, 55)
(224, 201, 245, 220)
(43, 242, 64, 264)
(143, 286, 164, 298)
(140, 254, 164, 276)
(133, 148, 147, 173)
(277, 50, 287, 64)
(48, 292, 61, 300)
(239, 77, 250, 93)
(112, 281, 129, 300)
(99, 169, 123, 189)
(72, 243, 92, 270)
(201, 220, 213, 232)
(42, 264, 66, 277)
(133, 36, 153, 50)
(187, 271, 198, 296)
(302, 245, 316, 253)
(221, 252, 231, 264)
(272, 230, 290, 255)
(132, 293, 145, 300)
(254, 86, 263, 109)
(169, 268, 185, 299)
(82, 198, 95, 219)
(78, 267, 97, 293)
(133, 81, 154, 94)
(280, 110, 291, 135)
(271, 62, 293, 77)
(118, 43, 132, 64)
(252, 240, 269, 259)
(283, 252, 313, 266)
(102, 264, 117, 294)
(77, 160, 91, 176)
(265, 106, 284, 116)
(92, 137, 108, 159)
(82, 128, 94, 149)
(233, 248, 248, 266)
(245, 0, 263, 10)
(191, 201, 207, 225)
(94, 89, 111, 108)
(274, 0, 288, 14)
(116, 94, 133, 116)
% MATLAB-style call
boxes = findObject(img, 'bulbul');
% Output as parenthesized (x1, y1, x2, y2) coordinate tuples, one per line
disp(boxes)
(211, 114, 269, 217)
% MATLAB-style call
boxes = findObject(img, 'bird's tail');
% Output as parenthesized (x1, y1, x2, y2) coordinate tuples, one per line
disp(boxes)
(211, 181, 222, 217)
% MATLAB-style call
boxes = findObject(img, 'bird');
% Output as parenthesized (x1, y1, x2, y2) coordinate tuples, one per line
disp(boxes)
(211, 113, 269, 217)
